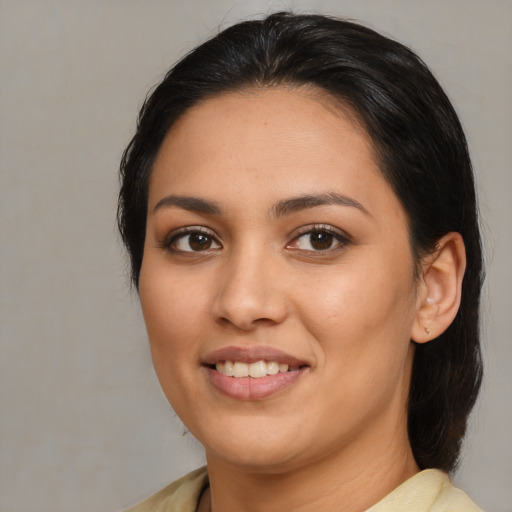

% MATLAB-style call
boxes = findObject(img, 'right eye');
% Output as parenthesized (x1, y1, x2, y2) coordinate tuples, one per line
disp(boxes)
(165, 228, 222, 253)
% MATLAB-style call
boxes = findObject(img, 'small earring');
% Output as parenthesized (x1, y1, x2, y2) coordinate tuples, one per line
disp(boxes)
(426, 297, 434, 304)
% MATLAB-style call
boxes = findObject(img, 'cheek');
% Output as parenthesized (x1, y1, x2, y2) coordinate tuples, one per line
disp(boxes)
(140, 255, 206, 329)
(139, 261, 210, 374)
(296, 251, 417, 367)
(139, 263, 214, 421)
(293, 260, 417, 431)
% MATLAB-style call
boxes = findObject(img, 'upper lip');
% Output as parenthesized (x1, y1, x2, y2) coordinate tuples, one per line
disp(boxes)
(202, 345, 309, 367)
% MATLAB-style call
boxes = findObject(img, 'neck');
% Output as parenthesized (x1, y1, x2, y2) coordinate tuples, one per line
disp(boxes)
(203, 420, 419, 512)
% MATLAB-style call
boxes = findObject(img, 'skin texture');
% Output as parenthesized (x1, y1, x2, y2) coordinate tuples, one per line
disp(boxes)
(139, 88, 465, 512)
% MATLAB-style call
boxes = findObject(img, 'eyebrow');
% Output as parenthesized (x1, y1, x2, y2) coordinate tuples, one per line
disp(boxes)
(153, 195, 222, 215)
(152, 191, 369, 218)
(272, 192, 369, 217)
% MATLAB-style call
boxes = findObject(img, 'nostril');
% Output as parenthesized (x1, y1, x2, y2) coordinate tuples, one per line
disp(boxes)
(216, 316, 281, 332)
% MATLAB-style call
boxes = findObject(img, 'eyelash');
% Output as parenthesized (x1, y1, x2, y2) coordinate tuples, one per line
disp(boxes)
(287, 224, 351, 253)
(159, 226, 221, 253)
(159, 224, 351, 255)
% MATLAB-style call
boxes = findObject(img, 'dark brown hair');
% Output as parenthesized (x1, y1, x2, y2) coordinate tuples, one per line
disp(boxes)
(118, 12, 483, 472)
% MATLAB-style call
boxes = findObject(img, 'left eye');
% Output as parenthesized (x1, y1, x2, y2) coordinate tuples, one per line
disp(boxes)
(172, 232, 221, 252)
(290, 229, 346, 251)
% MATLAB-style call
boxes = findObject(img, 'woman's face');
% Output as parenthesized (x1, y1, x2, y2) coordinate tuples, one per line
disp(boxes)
(139, 88, 421, 472)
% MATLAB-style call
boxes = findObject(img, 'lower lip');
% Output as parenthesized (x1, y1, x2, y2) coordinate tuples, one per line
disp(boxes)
(204, 366, 307, 400)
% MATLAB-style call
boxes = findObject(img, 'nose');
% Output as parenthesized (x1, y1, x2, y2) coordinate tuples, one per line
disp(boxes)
(212, 247, 288, 331)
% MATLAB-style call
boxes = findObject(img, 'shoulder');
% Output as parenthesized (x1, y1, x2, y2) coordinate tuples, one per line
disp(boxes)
(125, 466, 208, 512)
(366, 469, 482, 512)
(431, 472, 483, 512)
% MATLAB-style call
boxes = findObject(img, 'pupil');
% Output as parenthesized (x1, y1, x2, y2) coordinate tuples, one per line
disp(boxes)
(189, 234, 211, 251)
(310, 231, 333, 250)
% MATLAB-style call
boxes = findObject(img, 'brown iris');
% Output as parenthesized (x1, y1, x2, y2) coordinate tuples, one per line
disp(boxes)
(188, 233, 213, 251)
(309, 231, 334, 250)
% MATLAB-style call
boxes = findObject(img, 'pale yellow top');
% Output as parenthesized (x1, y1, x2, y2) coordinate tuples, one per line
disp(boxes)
(125, 466, 482, 512)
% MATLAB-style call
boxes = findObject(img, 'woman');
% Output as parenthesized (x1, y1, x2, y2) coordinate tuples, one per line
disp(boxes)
(118, 12, 483, 512)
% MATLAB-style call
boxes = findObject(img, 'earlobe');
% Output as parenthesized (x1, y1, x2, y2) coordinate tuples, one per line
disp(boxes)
(411, 232, 466, 343)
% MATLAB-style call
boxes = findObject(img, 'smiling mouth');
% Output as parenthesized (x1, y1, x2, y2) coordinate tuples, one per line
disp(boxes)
(205, 361, 309, 400)
(203, 346, 310, 399)
(211, 360, 308, 378)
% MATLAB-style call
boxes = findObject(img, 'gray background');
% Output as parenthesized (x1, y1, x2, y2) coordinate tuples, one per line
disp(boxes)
(1, 1, 510, 511)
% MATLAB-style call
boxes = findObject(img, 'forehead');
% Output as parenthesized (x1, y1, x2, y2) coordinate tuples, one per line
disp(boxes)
(161, 86, 371, 160)
(149, 87, 399, 219)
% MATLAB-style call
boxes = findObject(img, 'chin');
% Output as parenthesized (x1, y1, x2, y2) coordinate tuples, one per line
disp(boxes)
(198, 419, 310, 472)
(207, 444, 302, 474)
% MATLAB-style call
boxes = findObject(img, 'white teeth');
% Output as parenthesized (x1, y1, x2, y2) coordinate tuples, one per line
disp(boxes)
(233, 362, 249, 377)
(249, 361, 267, 378)
(216, 360, 235, 376)
(223, 360, 234, 376)
(215, 360, 298, 378)
(266, 361, 279, 375)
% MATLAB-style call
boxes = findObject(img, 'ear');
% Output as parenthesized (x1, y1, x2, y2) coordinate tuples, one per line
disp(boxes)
(411, 232, 466, 343)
